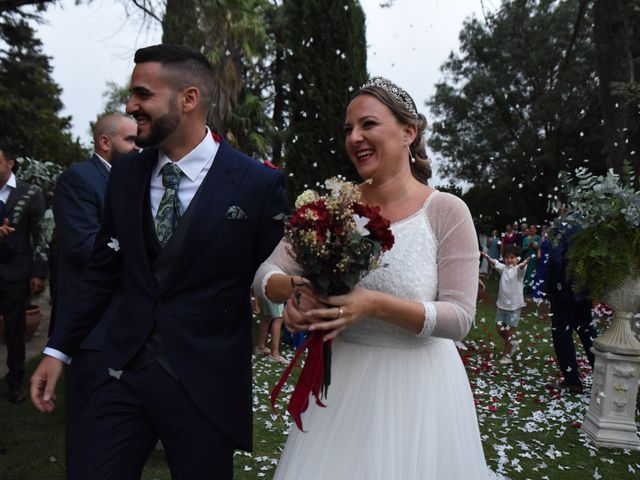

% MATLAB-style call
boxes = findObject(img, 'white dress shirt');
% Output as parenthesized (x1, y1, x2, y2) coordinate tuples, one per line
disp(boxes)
(0, 172, 17, 204)
(95, 153, 111, 172)
(150, 128, 218, 218)
(44, 128, 219, 364)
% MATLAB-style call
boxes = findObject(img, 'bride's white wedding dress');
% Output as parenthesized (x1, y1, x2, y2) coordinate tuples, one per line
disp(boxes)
(254, 191, 498, 479)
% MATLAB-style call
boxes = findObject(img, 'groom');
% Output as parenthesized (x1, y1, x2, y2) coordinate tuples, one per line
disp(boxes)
(31, 44, 289, 479)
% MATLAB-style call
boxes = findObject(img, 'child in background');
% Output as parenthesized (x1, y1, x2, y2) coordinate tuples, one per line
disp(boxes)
(482, 245, 530, 364)
(254, 295, 287, 364)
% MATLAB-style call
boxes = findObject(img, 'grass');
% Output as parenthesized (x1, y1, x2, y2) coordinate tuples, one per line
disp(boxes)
(1, 276, 639, 479)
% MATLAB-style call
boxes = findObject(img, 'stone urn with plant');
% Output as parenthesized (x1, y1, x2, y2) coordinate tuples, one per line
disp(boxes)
(550, 165, 640, 450)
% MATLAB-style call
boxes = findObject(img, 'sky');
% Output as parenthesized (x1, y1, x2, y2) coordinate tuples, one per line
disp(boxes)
(35, 0, 488, 183)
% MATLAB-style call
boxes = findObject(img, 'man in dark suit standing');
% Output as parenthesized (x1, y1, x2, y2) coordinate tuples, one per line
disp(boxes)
(51, 113, 137, 465)
(0, 142, 47, 403)
(0, 200, 15, 263)
(545, 214, 597, 394)
(31, 44, 289, 479)
(0, 198, 16, 455)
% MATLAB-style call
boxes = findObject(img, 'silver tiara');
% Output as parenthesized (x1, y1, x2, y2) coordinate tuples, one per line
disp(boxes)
(360, 76, 418, 118)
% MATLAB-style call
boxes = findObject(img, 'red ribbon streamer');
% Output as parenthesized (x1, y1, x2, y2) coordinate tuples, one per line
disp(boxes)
(270, 332, 329, 431)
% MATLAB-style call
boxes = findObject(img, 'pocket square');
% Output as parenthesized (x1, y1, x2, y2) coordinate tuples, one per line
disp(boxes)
(225, 205, 247, 220)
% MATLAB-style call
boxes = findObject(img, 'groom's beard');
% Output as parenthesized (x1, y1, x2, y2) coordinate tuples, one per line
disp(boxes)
(134, 96, 180, 149)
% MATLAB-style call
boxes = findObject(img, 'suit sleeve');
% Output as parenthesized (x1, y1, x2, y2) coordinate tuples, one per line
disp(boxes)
(53, 168, 102, 269)
(0, 201, 16, 263)
(0, 240, 15, 263)
(47, 168, 124, 357)
(28, 187, 47, 278)
(254, 171, 290, 268)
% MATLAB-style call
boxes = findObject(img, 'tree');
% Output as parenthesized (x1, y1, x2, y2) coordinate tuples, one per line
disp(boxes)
(428, 0, 606, 227)
(593, 0, 640, 173)
(161, 0, 275, 158)
(88, 80, 131, 135)
(0, 12, 88, 165)
(0, 1, 54, 15)
(282, 0, 367, 196)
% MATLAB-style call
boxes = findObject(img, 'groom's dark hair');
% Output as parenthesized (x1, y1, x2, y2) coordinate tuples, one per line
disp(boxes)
(134, 44, 214, 110)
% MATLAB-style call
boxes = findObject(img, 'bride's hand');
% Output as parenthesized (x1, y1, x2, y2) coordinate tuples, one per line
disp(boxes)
(283, 279, 325, 332)
(304, 287, 377, 341)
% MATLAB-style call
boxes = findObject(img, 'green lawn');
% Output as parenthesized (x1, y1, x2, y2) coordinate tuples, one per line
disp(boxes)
(1, 276, 639, 479)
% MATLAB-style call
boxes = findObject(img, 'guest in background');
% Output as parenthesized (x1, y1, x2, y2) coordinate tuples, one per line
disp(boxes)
(482, 246, 529, 365)
(514, 222, 525, 247)
(522, 225, 540, 296)
(485, 228, 500, 277)
(533, 224, 549, 303)
(544, 216, 597, 395)
(0, 198, 15, 454)
(254, 297, 287, 364)
(0, 142, 47, 404)
(500, 223, 517, 259)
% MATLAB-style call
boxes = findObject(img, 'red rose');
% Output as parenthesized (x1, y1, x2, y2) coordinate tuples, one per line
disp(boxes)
(352, 203, 394, 251)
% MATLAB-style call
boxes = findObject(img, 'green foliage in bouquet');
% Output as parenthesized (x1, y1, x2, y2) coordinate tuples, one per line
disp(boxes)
(550, 165, 640, 299)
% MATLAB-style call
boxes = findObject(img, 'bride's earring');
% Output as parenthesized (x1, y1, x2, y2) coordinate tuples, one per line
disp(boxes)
(407, 145, 416, 164)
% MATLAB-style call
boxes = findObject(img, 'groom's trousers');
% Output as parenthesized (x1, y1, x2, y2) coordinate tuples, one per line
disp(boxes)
(68, 361, 235, 480)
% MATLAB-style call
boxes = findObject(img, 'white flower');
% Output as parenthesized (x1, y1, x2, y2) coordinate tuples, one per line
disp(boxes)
(107, 237, 120, 252)
(294, 190, 317, 209)
(353, 214, 370, 236)
(324, 178, 343, 194)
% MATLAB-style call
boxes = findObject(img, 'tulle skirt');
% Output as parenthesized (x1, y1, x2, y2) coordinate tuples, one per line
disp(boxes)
(273, 337, 497, 479)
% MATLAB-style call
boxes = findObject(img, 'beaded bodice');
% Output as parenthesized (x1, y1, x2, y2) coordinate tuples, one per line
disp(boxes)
(254, 189, 480, 350)
(340, 199, 438, 348)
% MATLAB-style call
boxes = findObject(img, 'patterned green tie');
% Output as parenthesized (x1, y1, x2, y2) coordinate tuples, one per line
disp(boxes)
(155, 162, 182, 247)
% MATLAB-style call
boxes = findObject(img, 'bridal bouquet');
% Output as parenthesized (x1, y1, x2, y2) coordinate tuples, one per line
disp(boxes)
(271, 178, 394, 430)
(286, 178, 394, 296)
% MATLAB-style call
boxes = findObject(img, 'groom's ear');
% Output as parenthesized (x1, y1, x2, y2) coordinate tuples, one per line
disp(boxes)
(180, 86, 201, 114)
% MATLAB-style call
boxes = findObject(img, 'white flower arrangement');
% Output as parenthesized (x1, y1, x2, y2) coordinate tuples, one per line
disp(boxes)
(549, 165, 640, 299)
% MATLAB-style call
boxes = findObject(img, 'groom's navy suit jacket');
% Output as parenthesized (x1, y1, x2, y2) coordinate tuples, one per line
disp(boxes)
(48, 140, 289, 449)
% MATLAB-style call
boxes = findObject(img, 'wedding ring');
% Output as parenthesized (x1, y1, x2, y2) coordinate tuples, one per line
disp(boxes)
(338, 307, 343, 318)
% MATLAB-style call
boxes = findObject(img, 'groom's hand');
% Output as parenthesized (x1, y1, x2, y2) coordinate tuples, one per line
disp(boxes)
(30, 356, 63, 413)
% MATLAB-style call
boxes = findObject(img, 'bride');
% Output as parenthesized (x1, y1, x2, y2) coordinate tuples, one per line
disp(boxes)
(253, 77, 497, 479)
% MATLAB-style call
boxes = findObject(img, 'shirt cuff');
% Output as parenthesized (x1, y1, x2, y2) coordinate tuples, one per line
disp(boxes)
(417, 301, 437, 338)
(43, 347, 72, 365)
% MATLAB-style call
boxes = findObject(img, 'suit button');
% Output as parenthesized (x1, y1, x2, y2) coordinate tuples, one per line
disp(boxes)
(155, 299, 163, 307)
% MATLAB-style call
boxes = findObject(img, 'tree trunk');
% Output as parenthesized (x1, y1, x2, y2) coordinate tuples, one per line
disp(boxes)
(270, 20, 285, 165)
(593, 0, 635, 173)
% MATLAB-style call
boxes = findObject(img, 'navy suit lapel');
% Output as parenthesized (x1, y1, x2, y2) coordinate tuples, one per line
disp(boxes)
(123, 149, 159, 294)
(88, 154, 110, 183)
(158, 141, 246, 295)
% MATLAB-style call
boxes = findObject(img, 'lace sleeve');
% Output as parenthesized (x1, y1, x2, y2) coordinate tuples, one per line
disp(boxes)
(252, 239, 303, 300)
(419, 192, 479, 340)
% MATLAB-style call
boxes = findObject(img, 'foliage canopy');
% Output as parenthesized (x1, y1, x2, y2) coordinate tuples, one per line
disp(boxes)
(428, 0, 608, 228)
(0, 8, 88, 165)
(282, 0, 367, 197)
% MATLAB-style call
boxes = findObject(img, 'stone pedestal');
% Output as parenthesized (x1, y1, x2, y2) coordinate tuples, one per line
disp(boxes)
(581, 346, 640, 450)
(582, 277, 640, 450)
